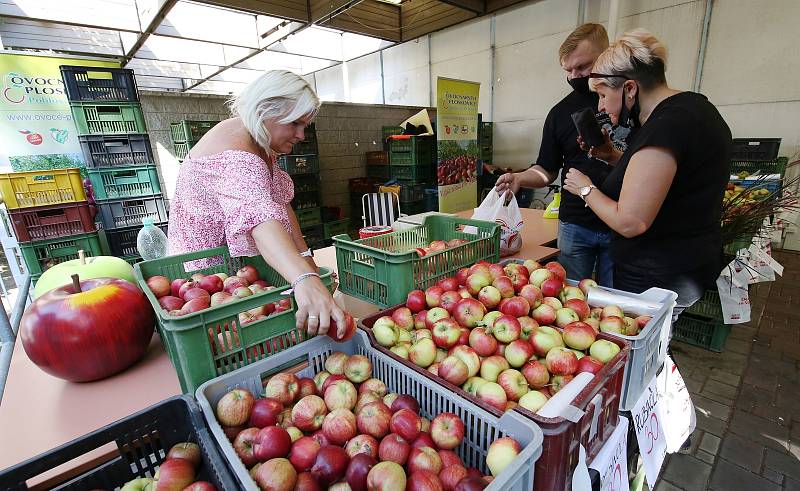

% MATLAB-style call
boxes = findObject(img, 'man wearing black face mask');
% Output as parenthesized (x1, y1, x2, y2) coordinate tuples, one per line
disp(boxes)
(496, 23, 615, 286)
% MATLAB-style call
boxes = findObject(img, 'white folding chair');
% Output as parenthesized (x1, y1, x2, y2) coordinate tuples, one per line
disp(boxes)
(362, 192, 402, 227)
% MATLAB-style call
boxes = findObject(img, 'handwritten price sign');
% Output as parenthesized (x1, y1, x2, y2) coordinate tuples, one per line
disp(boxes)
(589, 416, 630, 491)
(633, 379, 667, 485)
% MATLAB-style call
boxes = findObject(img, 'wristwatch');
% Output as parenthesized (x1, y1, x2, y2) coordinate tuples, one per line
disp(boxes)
(300, 248, 314, 258)
(580, 185, 597, 204)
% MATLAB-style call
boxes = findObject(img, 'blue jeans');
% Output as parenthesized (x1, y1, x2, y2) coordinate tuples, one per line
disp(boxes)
(614, 264, 710, 324)
(557, 221, 614, 287)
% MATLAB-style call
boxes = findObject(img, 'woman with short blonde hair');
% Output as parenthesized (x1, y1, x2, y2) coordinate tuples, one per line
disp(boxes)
(168, 70, 347, 338)
(563, 29, 732, 318)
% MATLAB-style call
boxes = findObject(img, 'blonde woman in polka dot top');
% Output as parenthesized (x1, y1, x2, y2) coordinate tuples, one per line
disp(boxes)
(168, 70, 347, 338)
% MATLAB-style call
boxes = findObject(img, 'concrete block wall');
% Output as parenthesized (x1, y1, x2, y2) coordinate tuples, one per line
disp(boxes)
(138, 93, 431, 221)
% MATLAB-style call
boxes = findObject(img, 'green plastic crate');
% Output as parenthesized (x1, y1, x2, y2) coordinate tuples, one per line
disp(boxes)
(401, 200, 426, 215)
(673, 312, 731, 352)
(170, 120, 218, 143)
(324, 219, 350, 239)
(332, 215, 501, 308)
(70, 102, 146, 135)
(390, 163, 433, 181)
(174, 141, 191, 161)
(292, 189, 321, 210)
(730, 157, 788, 177)
(277, 155, 319, 175)
(291, 174, 320, 193)
(134, 246, 334, 393)
(388, 136, 433, 154)
(20, 232, 102, 277)
(296, 207, 321, 228)
(87, 165, 161, 200)
(686, 290, 722, 318)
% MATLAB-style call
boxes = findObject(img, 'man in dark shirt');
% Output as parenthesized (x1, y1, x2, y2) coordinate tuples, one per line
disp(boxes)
(496, 23, 614, 286)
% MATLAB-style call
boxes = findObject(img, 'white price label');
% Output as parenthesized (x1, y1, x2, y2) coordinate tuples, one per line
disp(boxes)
(589, 416, 630, 491)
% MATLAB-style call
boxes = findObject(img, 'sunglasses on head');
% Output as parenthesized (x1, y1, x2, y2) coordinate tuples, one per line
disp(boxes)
(588, 73, 631, 80)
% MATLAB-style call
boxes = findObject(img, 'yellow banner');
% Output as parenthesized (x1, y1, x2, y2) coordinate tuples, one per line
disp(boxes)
(0, 53, 119, 172)
(436, 77, 480, 213)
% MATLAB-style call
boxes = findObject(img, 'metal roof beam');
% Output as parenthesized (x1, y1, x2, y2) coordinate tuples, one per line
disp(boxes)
(123, 0, 179, 63)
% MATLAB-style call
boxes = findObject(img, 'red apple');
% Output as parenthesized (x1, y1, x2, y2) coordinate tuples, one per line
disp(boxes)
(345, 434, 380, 459)
(233, 427, 260, 467)
(635, 315, 652, 330)
(390, 408, 422, 441)
(438, 277, 459, 292)
(425, 307, 450, 330)
(158, 295, 184, 311)
(432, 318, 462, 349)
(492, 276, 515, 299)
(216, 389, 255, 427)
(438, 356, 469, 386)
(413, 432, 437, 449)
(522, 360, 550, 388)
(329, 313, 357, 342)
(254, 425, 292, 462)
(476, 381, 507, 411)
(550, 374, 574, 394)
(578, 278, 598, 295)
(295, 472, 322, 491)
(155, 457, 195, 490)
(486, 437, 521, 476)
(166, 442, 201, 469)
(430, 413, 464, 450)
(468, 328, 498, 357)
(545, 261, 567, 281)
(450, 345, 480, 377)
(426, 286, 445, 308)
(346, 453, 378, 491)
(453, 298, 486, 328)
(237, 264, 260, 284)
(517, 316, 539, 340)
(170, 278, 188, 297)
(367, 461, 407, 491)
(357, 401, 393, 438)
(344, 355, 373, 384)
(146, 275, 170, 298)
(455, 268, 470, 286)
(507, 270, 529, 293)
(197, 275, 224, 294)
(20, 277, 156, 383)
(540, 278, 563, 299)
(322, 408, 357, 445)
(391, 394, 420, 414)
(290, 436, 321, 472)
(311, 430, 330, 447)
(440, 465, 468, 491)
(545, 347, 579, 375)
(466, 273, 492, 297)
(322, 374, 347, 395)
(414, 311, 428, 329)
(497, 368, 529, 401)
(254, 457, 296, 491)
(181, 482, 216, 491)
(457, 327, 470, 346)
(292, 395, 328, 432)
(454, 476, 487, 491)
(222, 276, 248, 294)
(311, 445, 350, 486)
(249, 397, 283, 428)
(379, 433, 411, 465)
(265, 373, 300, 405)
(489, 314, 521, 343)
(407, 290, 427, 313)
(499, 296, 529, 317)
(477, 286, 501, 309)
(325, 379, 358, 410)
(518, 284, 543, 310)
(577, 355, 605, 374)
(504, 339, 535, 368)
(297, 378, 318, 399)
(440, 291, 462, 314)
(599, 316, 625, 334)
(531, 304, 557, 326)
(563, 321, 597, 350)
(408, 446, 443, 475)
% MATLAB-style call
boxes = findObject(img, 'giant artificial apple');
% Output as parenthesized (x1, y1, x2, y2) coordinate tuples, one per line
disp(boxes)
(21, 276, 154, 382)
(33, 255, 136, 299)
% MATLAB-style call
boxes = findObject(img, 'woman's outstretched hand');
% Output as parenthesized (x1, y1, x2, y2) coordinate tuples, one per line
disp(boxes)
(293, 276, 347, 338)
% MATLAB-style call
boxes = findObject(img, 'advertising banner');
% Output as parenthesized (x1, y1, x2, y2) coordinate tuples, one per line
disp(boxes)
(436, 77, 480, 213)
(0, 53, 118, 173)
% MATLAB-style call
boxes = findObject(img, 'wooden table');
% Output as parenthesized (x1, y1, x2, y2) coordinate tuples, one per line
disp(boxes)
(0, 209, 559, 475)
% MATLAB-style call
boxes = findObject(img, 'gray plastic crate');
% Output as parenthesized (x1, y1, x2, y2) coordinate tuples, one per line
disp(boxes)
(96, 195, 168, 230)
(196, 330, 543, 491)
(503, 259, 677, 411)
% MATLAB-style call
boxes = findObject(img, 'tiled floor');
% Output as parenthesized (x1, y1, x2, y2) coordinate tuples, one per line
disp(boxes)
(652, 250, 800, 490)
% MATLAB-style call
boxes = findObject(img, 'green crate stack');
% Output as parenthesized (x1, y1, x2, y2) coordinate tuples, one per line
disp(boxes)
(388, 135, 435, 211)
(63, 64, 168, 266)
(169, 120, 219, 162)
(479, 121, 493, 164)
(280, 125, 328, 249)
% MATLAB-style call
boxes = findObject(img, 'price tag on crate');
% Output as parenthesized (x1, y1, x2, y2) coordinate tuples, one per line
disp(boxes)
(588, 416, 630, 491)
(632, 377, 667, 486)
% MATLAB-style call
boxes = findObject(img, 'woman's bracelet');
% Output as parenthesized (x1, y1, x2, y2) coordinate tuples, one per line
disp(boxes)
(291, 272, 320, 290)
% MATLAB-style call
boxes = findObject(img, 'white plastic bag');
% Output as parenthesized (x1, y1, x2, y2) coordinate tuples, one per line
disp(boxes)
(716, 274, 751, 324)
(471, 189, 523, 257)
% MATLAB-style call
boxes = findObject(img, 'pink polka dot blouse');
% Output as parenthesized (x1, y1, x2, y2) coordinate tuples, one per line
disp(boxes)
(168, 150, 295, 260)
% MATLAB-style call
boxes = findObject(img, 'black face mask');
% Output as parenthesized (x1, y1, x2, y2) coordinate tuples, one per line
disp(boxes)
(567, 76, 591, 94)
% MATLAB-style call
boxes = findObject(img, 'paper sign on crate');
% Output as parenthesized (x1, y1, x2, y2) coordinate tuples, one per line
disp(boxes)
(588, 416, 630, 491)
(632, 356, 695, 486)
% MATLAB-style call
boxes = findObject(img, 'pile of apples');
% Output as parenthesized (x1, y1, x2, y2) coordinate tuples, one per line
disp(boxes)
(213, 351, 521, 491)
(146, 265, 291, 325)
(119, 442, 216, 491)
(369, 259, 647, 414)
(413, 239, 469, 258)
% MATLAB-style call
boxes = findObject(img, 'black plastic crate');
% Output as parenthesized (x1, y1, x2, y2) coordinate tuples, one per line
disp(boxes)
(60, 65, 139, 102)
(731, 138, 781, 162)
(367, 164, 390, 181)
(277, 154, 319, 175)
(397, 180, 426, 202)
(292, 140, 318, 155)
(103, 222, 168, 257)
(96, 195, 168, 230)
(730, 157, 788, 177)
(0, 396, 236, 491)
(292, 189, 322, 209)
(291, 173, 320, 193)
(80, 134, 154, 168)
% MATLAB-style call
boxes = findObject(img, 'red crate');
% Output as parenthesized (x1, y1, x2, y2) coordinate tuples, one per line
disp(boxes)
(366, 150, 389, 165)
(359, 305, 630, 491)
(8, 202, 95, 242)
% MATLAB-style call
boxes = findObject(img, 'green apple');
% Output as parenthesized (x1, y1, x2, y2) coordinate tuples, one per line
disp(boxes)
(121, 477, 156, 491)
(34, 256, 136, 298)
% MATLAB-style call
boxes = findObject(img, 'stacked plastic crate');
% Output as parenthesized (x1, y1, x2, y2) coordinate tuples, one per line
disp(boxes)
(276, 124, 328, 250)
(170, 120, 218, 162)
(0, 168, 99, 286)
(62, 65, 168, 265)
(384, 127, 435, 216)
